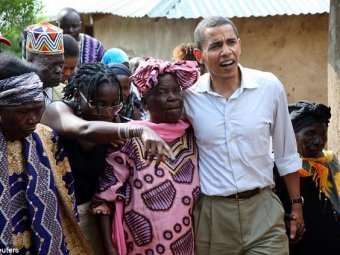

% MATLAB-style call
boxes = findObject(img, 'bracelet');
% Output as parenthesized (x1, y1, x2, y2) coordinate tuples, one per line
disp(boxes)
(117, 125, 123, 139)
(132, 125, 144, 137)
(124, 125, 130, 139)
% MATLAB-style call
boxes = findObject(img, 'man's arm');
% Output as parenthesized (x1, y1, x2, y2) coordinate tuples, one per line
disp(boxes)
(271, 78, 305, 240)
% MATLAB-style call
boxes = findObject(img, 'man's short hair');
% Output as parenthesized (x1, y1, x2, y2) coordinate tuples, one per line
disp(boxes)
(194, 16, 239, 50)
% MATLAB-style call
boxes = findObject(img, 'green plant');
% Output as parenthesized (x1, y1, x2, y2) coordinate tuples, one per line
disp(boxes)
(0, 0, 43, 56)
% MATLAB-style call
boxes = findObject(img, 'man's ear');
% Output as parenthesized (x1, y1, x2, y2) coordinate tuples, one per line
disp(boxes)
(193, 48, 203, 64)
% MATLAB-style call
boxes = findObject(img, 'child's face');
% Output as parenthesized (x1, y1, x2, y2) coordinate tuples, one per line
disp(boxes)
(117, 75, 131, 100)
(62, 56, 78, 83)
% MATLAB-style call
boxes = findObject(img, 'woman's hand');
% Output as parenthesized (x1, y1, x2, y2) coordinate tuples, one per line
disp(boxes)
(141, 126, 174, 168)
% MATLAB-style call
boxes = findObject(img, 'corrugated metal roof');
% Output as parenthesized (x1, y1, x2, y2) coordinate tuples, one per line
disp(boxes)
(42, 0, 330, 19)
(157, 0, 330, 19)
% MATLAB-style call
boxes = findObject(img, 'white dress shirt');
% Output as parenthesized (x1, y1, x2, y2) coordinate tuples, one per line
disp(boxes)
(183, 65, 301, 196)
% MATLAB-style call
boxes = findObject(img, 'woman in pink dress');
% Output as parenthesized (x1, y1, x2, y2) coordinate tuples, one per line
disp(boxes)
(92, 59, 200, 255)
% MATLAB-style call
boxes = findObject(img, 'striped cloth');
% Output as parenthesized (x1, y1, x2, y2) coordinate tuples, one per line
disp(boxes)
(78, 33, 106, 68)
(0, 72, 43, 105)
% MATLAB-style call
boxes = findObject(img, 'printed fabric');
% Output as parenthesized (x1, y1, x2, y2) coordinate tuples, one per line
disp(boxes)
(0, 124, 90, 254)
(78, 33, 106, 68)
(92, 127, 200, 255)
(299, 150, 340, 213)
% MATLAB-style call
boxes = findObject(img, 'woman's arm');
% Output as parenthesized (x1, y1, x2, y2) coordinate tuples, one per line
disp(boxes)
(41, 101, 174, 164)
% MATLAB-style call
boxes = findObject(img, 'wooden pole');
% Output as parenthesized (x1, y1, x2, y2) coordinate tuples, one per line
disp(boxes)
(328, 0, 340, 157)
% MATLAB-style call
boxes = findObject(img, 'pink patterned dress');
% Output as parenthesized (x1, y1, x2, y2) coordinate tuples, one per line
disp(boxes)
(93, 127, 199, 255)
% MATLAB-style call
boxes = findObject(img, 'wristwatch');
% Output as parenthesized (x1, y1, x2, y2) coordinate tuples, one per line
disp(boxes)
(291, 196, 304, 205)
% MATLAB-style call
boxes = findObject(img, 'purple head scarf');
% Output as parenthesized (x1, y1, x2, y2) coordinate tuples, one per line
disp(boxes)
(130, 58, 200, 96)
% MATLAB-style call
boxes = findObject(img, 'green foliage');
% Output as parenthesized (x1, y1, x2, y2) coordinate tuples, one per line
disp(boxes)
(0, 0, 43, 56)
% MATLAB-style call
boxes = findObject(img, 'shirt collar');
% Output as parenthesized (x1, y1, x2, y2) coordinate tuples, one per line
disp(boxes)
(195, 64, 259, 93)
(239, 65, 260, 89)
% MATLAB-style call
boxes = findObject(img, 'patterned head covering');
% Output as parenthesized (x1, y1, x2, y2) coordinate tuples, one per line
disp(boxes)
(130, 58, 200, 96)
(0, 72, 44, 105)
(101, 48, 129, 65)
(26, 21, 64, 54)
(288, 100, 331, 132)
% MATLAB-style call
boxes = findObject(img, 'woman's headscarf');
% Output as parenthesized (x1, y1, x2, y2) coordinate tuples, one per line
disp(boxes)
(108, 63, 131, 77)
(101, 48, 129, 65)
(0, 72, 43, 105)
(288, 100, 331, 132)
(130, 58, 200, 96)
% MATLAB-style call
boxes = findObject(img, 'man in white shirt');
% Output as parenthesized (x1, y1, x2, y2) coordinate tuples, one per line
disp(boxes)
(183, 16, 304, 255)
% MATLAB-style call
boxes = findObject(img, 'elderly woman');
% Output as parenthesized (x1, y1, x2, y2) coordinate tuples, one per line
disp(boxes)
(0, 53, 89, 254)
(91, 59, 201, 255)
(277, 100, 340, 255)
(41, 62, 173, 254)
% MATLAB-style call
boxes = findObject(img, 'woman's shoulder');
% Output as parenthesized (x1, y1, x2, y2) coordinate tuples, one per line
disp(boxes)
(44, 100, 76, 116)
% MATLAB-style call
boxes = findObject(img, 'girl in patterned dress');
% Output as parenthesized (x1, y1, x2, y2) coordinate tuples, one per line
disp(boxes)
(91, 59, 201, 255)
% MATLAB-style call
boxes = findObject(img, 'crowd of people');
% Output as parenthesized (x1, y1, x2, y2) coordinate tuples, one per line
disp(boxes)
(0, 7, 339, 255)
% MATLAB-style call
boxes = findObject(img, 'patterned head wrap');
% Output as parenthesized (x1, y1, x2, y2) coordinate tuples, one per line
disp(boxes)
(288, 100, 331, 132)
(26, 21, 64, 54)
(0, 72, 44, 105)
(130, 58, 200, 96)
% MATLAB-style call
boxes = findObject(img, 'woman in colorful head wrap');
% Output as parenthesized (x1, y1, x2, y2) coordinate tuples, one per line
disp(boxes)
(40, 62, 174, 254)
(91, 59, 200, 255)
(278, 100, 340, 255)
(0, 52, 90, 254)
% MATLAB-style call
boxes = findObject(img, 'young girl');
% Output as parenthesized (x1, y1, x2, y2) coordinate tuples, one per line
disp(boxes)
(91, 59, 200, 254)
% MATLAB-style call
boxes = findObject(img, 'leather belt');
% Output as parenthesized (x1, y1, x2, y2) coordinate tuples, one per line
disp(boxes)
(225, 187, 261, 199)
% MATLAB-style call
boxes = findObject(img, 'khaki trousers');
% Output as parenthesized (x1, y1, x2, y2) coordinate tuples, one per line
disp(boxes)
(193, 188, 288, 255)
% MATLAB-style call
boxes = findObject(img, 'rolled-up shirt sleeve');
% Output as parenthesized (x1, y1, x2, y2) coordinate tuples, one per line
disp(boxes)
(271, 78, 302, 176)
